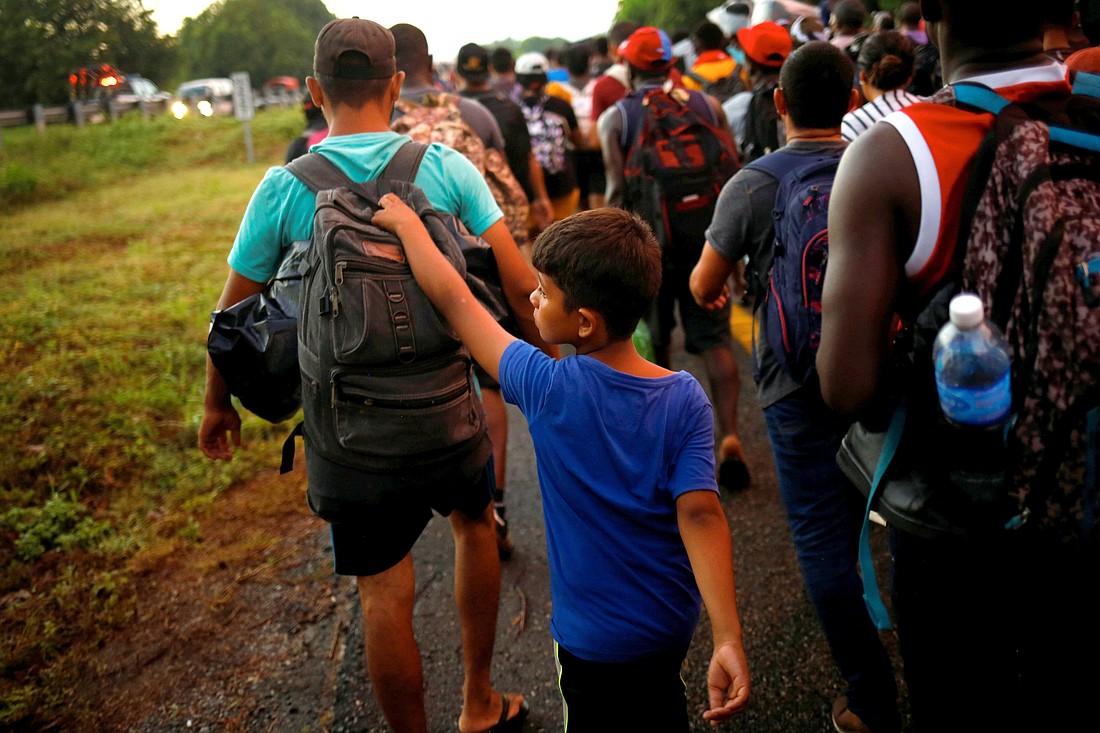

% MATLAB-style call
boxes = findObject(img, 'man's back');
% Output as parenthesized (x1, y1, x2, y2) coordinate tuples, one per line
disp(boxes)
(460, 87, 534, 197)
(498, 340, 716, 662)
(229, 134, 501, 284)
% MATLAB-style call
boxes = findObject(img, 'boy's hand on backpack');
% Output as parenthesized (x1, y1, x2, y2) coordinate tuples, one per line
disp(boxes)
(703, 640, 750, 725)
(372, 193, 421, 238)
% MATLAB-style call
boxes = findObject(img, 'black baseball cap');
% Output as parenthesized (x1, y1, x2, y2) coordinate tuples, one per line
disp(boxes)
(456, 43, 491, 81)
(314, 17, 397, 79)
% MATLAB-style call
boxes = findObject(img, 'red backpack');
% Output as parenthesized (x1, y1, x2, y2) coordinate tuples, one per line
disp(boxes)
(622, 87, 739, 270)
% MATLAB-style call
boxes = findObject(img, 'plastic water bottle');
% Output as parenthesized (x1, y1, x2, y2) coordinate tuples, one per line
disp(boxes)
(932, 293, 1012, 427)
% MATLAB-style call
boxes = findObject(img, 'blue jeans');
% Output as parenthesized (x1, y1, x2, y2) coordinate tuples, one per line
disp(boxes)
(764, 386, 900, 732)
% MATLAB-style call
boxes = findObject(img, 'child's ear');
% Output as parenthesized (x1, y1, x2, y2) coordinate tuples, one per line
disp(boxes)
(576, 307, 600, 339)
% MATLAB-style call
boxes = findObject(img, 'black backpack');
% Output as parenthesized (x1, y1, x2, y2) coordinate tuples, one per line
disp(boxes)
(282, 143, 490, 488)
(740, 81, 784, 163)
(685, 69, 746, 104)
(622, 87, 740, 270)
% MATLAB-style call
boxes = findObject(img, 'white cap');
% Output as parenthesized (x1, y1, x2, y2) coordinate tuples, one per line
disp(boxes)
(515, 52, 550, 75)
(707, 2, 753, 38)
(949, 293, 985, 329)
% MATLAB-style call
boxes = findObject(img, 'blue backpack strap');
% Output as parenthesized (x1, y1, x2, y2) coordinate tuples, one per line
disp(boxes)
(1072, 70, 1100, 100)
(1087, 407, 1099, 537)
(742, 147, 803, 181)
(857, 401, 907, 632)
(954, 81, 1100, 153)
(744, 147, 843, 184)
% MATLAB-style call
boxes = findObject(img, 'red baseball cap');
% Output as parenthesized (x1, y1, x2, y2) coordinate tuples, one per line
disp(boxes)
(618, 26, 674, 71)
(736, 21, 793, 68)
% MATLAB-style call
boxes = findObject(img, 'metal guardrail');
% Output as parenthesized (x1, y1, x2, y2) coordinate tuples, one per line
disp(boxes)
(0, 93, 297, 148)
(0, 98, 172, 130)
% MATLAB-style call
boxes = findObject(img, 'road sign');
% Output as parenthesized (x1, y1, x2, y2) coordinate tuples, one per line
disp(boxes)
(231, 72, 254, 122)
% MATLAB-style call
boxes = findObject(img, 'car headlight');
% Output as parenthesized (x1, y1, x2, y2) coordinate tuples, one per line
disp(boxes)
(198, 100, 213, 117)
(171, 100, 188, 119)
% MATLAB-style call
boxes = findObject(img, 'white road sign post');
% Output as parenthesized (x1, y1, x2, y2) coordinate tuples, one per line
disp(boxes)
(231, 71, 255, 164)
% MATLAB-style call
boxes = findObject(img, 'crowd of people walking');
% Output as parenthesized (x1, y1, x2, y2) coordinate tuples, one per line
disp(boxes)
(203, 1, 1100, 731)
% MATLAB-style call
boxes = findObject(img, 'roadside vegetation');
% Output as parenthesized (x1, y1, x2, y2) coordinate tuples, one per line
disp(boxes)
(0, 107, 304, 727)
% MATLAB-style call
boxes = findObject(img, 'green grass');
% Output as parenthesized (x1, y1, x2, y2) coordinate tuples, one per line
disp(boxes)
(0, 106, 305, 727)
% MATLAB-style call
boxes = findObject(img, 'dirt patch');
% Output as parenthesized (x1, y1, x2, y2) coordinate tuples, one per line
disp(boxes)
(59, 463, 348, 732)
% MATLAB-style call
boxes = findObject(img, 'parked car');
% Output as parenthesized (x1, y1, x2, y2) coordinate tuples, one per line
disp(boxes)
(69, 65, 171, 116)
(171, 78, 234, 119)
(113, 75, 172, 108)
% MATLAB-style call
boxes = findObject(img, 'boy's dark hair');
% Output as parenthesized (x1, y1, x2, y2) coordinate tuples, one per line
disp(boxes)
(563, 43, 592, 78)
(531, 209, 662, 341)
(490, 46, 514, 73)
(317, 58, 390, 108)
(833, 0, 869, 32)
(858, 30, 915, 91)
(779, 40, 854, 130)
(693, 20, 728, 52)
(593, 35, 609, 56)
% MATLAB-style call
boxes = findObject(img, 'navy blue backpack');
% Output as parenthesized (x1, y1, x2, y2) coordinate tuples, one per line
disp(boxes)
(745, 148, 844, 384)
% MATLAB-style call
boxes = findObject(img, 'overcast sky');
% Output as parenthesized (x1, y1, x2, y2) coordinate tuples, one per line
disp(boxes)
(148, 0, 624, 61)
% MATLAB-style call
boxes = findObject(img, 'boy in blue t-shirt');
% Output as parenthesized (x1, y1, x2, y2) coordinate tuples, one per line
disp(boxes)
(373, 200, 751, 730)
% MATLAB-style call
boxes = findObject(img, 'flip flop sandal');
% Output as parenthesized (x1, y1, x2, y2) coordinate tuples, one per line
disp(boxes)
(487, 692, 529, 733)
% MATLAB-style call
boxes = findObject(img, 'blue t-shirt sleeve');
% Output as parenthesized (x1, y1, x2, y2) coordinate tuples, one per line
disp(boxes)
(227, 167, 314, 283)
(498, 340, 555, 417)
(667, 382, 720, 499)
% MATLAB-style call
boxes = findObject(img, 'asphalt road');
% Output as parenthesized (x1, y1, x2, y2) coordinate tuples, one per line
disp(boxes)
(323, 338, 913, 733)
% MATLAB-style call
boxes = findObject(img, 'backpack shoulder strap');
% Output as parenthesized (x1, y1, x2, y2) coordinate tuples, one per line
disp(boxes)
(745, 148, 840, 182)
(379, 141, 428, 184)
(285, 142, 429, 198)
(685, 70, 708, 88)
(954, 81, 1100, 152)
(1071, 70, 1100, 100)
(284, 152, 358, 193)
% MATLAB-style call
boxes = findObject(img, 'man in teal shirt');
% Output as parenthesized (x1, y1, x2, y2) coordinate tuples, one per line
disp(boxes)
(199, 18, 534, 733)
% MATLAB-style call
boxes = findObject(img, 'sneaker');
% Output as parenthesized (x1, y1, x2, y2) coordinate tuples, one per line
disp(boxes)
(494, 506, 514, 561)
(832, 696, 874, 733)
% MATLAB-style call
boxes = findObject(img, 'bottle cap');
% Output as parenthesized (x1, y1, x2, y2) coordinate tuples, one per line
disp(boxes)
(949, 293, 984, 329)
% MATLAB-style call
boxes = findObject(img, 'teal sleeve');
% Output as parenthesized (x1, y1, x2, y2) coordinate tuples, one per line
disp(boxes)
(227, 167, 315, 283)
(419, 144, 503, 237)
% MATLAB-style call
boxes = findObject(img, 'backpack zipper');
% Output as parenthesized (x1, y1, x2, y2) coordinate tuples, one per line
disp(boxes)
(337, 381, 469, 410)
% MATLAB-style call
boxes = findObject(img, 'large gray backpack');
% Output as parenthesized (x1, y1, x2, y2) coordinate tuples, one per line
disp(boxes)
(281, 143, 489, 492)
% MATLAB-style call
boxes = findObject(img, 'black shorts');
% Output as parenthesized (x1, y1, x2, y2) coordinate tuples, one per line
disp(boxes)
(645, 266, 733, 354)
(555, 642, 690, 732)
(306, 442, 494, 577)
(574, 149, 606, 202)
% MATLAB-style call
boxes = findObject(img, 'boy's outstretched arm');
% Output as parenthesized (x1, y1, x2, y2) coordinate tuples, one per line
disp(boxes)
(372, 193, 517, 383)
(677, 490, 751, 725)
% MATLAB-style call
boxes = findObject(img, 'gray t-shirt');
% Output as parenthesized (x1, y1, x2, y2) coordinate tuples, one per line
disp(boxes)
(705, 139, 848, 408)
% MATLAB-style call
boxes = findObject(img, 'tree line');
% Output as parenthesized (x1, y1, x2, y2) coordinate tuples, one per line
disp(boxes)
(1, 0, 829, 108)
